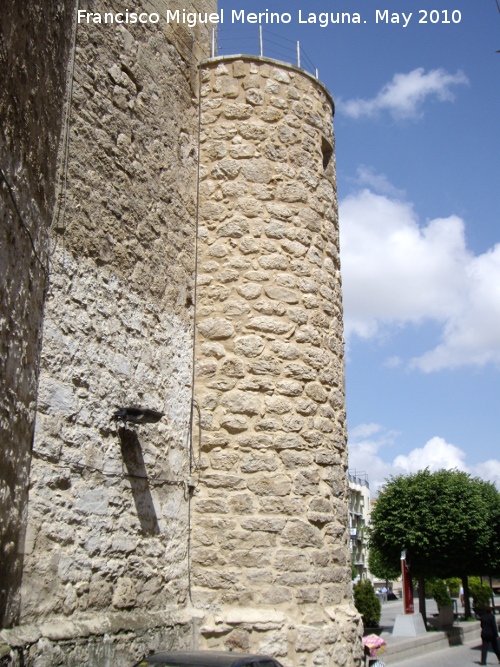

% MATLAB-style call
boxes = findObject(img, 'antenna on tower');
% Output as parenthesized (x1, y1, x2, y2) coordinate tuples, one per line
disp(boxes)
(496, 0, 500, 52)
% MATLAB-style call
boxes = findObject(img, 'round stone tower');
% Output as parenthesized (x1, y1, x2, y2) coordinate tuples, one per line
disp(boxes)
(193, 56, 362, 667)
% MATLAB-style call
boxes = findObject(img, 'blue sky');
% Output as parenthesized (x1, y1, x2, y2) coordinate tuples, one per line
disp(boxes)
(217, 0, 500, 492)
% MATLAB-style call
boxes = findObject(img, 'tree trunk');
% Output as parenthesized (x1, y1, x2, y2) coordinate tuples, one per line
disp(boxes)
(418, 575, 427, 628)
(462, 575, 472, 619)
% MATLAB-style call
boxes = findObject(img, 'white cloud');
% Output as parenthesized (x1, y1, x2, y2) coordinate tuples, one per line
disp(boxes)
(348, 425, 500, 494)
(338, 67, 469, 119)
(411, 245, 500, 371)
(472, 460, 500, 488)
(384, 356, 403, 369)
(350, 423, 388, 440)
(340, 188, 500, 371)
(393, 437, 467, 473)
(350, 166, 406, 198)
(348, 424, 403, 495)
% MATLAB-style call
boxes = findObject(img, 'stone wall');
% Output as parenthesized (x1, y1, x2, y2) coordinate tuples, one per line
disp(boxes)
(1, 0, 214, 664)
(0, 611, 194, 667)
(192, 56, 362, 667)
(0, 0, 77, 628)
(2, 4, 362, 665)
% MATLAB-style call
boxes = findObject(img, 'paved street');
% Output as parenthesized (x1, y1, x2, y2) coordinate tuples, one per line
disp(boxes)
(374, 595, 500, 666)
(389, 640, 485, 667)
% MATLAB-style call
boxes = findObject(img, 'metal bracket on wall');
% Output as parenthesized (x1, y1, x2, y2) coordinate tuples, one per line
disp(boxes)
(112, 407, 164, 425)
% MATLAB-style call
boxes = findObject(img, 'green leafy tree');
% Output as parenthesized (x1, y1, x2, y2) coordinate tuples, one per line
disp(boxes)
(368, 544, 401, 584)
(446, 577, 462, 596)
(353, 580, 382, 628)
(476, 481, 500, 575)
(369, 469, 498, 623)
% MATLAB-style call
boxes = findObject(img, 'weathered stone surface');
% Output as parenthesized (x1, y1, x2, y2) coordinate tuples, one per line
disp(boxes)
(224, 628, 251, 651)
(198, 318, 235, 340)
(237, 282, 262, 301)
(256, 629, 289, 656)
(285, 364, 317, 381)
(1, 15, 363, 663)
(237, 378, 275, 393)
(282, 520, 324, 548)
(270, 341, 301, 360)
(220, 358, 245, 378)
(229, 494, 255, 514)
(237, 434, 273, 450)
(265, 286, 299, 303)
(254, 299, 286, 316)
(240, 518, 286, 532)
(223, 300, 251, 316)
(281, 415, 305, 432)
(220, 415, 249, 433)
(258, 253, 290, 270)
(225, 608, 286, 628)
(255, 418, 282, 432)
(196, 359, 218, 377)
(112, 578, 137, 610)
(294, 470, 321, 496)
(276, 380, 303, 396)
(211, 450, 240, 471)
(279, 451, 313, 469)
(196, 499, 230, 514)
(241, 159, 273, 183)
(246, 474, 292, 496)
(201, 474, 247, 490)
(201, 342, 226, 358)
(305, 382, 329, 403)
(315, 450, 341, 466)
(223, 103, 253, 120)
(240, 237, 261, 254)
(274, 433, 305, 450)
(264, 396, 292, 415)
(6, 10, 220, 667)
(247, 356, 281, 376)
(220, 391, 261, 415)
(234, 335, 265, 357)
(207, 378, 237, 392)
(274, 550, 309, 572)
(241, 454, 278, 473)
(296, 626, 323, 652)
(246, 317, 294, 335)
(192, 56, 359, 667)
(0, 4, 79, 629)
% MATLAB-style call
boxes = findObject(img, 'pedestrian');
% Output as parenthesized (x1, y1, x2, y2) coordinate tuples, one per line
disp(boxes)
(480, 605, 500, 665)
(460, 585, 464, 607)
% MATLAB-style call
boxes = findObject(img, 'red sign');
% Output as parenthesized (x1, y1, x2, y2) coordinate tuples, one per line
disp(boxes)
(401, 550, 414, 614)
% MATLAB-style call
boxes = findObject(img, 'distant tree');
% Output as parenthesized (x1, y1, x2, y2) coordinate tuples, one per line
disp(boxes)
(426, 578, 453, 610)
(469, 577, 494, 614)
(368, 469, 498, 624)
(368, 544, 401, 584)
(446, 577, 462, 597)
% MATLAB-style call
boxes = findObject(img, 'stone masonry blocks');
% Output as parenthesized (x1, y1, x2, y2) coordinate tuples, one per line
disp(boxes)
(193, 57, 362, 667)
(8, 2, 216, 665)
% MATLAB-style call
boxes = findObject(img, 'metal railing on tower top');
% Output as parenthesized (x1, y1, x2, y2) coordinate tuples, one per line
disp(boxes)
(213, 26, 320, 79)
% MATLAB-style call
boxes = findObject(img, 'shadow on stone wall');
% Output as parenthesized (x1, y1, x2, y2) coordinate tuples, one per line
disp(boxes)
(118, 429, 160, 536)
